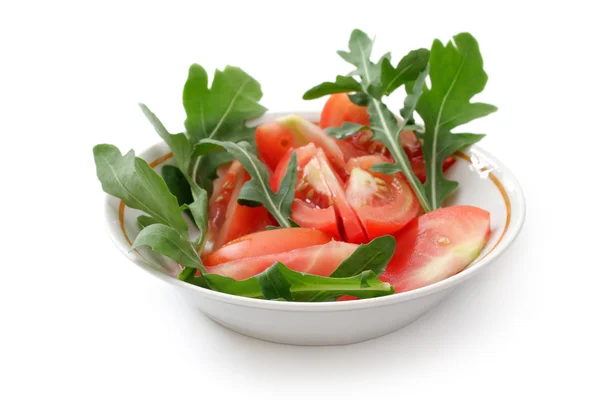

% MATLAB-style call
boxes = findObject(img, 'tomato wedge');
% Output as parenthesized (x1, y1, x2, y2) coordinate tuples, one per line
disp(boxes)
(203, 228, 332, 266)
(206, 241, 358, 280)
(345, 155, 421, 239)
(271, 144, 341, 239)
(314, 148, 368, 244)
(271, 144, 368, 243)
(205, 160, 274, 253)
(318, 95, 456, 182)
(381, 205, 491, 293)
(256, 115, 345, 172)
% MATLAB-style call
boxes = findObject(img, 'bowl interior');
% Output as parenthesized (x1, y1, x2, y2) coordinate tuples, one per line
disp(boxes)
(104, 111, 525, 303)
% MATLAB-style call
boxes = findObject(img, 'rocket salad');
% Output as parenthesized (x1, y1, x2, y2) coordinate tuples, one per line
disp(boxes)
(93, 30, 494, 302)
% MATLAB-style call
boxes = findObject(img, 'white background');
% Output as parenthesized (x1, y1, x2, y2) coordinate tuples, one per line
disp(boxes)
(1, 0, 599, 398)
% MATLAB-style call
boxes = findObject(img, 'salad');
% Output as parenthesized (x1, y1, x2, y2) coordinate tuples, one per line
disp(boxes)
(93, 30, 495, 302)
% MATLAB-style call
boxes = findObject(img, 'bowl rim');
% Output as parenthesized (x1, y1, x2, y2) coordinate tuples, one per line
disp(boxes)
(103, 111, 526, 311)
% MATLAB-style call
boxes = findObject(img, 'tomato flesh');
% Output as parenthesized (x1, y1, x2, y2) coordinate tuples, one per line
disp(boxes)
(315, 149, 368, 243)
(345, 155, 421, 239)
(206, 241, 358, 280)
(381, 205, 491, 293)
(271, 144, 342, 239)
(205, 160, 273, 253)
(203, 228, 332, 266)
(256, 115, 345, 172)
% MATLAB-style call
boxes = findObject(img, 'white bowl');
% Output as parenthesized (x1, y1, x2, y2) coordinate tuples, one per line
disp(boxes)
(104, 111, 526, 345)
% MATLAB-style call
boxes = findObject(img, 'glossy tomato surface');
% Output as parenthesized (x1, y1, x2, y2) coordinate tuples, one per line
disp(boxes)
(203, 228, 333, 266)
(319, 93, 370, 129)
(381, 205, 491, 293)
(256, 115, 345, 172)
(345, 155, 421, 239)
(205, 160, 273, 253)
(206, 241, 358, 280)
(271, 144, 342, 239)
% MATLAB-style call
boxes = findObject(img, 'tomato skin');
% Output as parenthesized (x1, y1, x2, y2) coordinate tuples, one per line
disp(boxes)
(319, 93, 370, 129)
(381, 205, 491, 293)
(271, 144, 342, 240)
(206, 241, 358, 280)
(204, 228, 333, 266)
(205, 160, 274, 253)
(255, 121, 298, 171)
(315, 149, 368, 243)
(256, 115, 345, 172)
(345, 155, 421, 240)
(290, 200, 341, 240)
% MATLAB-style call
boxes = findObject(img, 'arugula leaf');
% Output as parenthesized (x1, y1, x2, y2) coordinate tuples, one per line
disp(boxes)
(416, 33, 497, 209)
(137, 215, 158, 229)
(188, 182, 208, 251)
(161, 165, 195, 221)
(139, 104, 193, 174)
(337, 29, 381, 88)
(272, 263, 394, 302)
(183, 64, 267, 144)
(197, 139, 298, 228)
(348, 92, 369, 106)
(191, 262, 394, 302)
(325, 122, 369, 139)
(93, 144, 189, 235)
(378, 48, 430, 96)
(330, 235, 396, 277)
(131, 223, 206, 274)
(302, 75, 362, 100)
(366, 97, 432, 212)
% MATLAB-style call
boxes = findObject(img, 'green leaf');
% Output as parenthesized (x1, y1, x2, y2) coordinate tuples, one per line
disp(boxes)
(200, 274, 263, 298)
(93, 144, 189, 234)
(139, 104, 193, 174)
(256, 263, 294, 301)
(416, 33, 497, 209)
(378, 48, 430, 96)
(199, 139, 297, 228)
(348, 92, 369, 106)
(137, 215, 158, 229)
(337, 29, 381, 88)
(161, 165, 195, 222)
(188, 182, 209, 251)
(302, 75, 362, 100)
(183, 64, 267, 144)
(278, 265, 394, 302)
(366, 98, 432, 212)
(330, 236, 396, 277)
(188, 262, 394, 302)
(325, 122, 369, 139)
(131, 224, 206, 274)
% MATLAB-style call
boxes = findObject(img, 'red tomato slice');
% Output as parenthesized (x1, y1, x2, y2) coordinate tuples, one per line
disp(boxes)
(319, 97, 457, 182)
(203, 228, 333, 266)
(319, 93, 370, 129)
(314, 148, 368, 244)
(381, 205, 491, 293)
(206, 241, 358, 280)
(256, 115, 345, 172)
(205, 160, 274, 253)
(271, 144, 341, 239)
(345, 155, 421, 240)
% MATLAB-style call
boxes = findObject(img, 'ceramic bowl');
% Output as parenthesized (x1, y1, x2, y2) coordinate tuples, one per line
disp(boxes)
(104, 111, 526, 346)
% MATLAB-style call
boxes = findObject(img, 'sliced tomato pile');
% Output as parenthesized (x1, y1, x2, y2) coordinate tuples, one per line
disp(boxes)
(201, 94, 490, 296)
(204, 160, 274, 253)
(319, 93, 456, 182)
